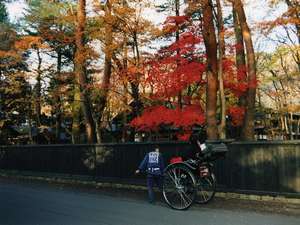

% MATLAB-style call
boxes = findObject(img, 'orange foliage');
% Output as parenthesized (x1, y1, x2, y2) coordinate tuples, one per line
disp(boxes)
(14, 36, 43, 50)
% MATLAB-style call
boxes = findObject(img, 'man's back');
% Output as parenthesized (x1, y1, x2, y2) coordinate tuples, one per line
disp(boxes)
(138, 150, 164, 176)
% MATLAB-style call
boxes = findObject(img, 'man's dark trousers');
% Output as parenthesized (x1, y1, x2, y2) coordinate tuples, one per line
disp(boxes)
(147, 175, 163, 203)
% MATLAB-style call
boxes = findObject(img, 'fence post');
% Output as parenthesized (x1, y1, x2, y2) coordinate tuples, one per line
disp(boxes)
(94, 145, 97, 182)
(70, 146, 73, 177)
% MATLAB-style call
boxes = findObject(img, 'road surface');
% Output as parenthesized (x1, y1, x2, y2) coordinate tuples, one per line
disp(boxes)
(0, 179, 299, 225)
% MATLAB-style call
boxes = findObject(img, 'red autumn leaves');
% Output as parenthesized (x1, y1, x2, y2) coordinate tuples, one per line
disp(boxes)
(131, 105, 205, 131)
(129, 15, 254, 140)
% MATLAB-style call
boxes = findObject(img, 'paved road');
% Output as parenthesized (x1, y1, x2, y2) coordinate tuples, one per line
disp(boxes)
(0, 180, 299, 225)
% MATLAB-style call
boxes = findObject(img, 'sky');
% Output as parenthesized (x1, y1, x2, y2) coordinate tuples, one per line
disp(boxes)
(6, 0, 286, 25)
(6, 0, 27, 22)
(5, 0, 288, 53)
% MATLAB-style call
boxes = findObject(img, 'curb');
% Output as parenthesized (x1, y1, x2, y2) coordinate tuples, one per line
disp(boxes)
(215, 192, 300, 204)
(1, 173, 299, 205)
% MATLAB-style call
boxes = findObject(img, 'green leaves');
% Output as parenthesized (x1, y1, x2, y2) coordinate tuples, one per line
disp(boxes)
(0, 1, 8, 24)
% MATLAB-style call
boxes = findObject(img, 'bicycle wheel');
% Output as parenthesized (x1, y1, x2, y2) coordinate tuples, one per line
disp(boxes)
(195, 173, 216, 204)
(163, 164, 196, 210)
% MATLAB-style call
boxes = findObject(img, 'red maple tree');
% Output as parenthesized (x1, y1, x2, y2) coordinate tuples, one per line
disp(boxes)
(130, 16, 254, 139)
(130, 16, 206, 140)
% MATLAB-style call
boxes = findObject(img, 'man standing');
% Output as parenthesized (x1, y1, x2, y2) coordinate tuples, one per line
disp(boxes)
(135, 147, 164, 203)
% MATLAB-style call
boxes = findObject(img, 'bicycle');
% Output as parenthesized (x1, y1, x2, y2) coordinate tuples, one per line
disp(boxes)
(162, 140, 228, 210)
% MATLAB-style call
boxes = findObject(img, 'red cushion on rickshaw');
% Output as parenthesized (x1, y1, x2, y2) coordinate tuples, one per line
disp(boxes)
(170, 157, 183, 164)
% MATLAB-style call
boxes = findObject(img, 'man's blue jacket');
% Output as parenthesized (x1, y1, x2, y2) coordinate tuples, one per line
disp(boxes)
(138, 151, 164, 176)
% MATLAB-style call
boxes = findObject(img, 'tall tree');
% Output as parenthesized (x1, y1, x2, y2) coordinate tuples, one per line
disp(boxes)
(95, 0, 113, 143)
(200, 0, 218, 140)
(233, 7, 247, 107)
(0, 8, 35, 144)
(75, 0, 96, 143)
(157, 0, 185, 108)
(32, 46, 42, 127)
(216, 0, 226, 139)
(231, 4, 247, 138)
(231, 0, 257, 140)
(25, 0, 77, 143)
(115, 0, 154, 141)
(71, 76, 81, 143)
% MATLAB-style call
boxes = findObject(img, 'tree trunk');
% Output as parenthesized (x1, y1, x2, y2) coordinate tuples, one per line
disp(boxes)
(28, 113, 33, 144)
(201, 0, 218, 140)
(111, 40, 129, 143)
(216, 0, 226, 139)
(122, 37, 128, 143)
(55, 49, 62, 143)
(233, 8, 247, 107)
(289, 112, 294, 140)
(132, 32, 142, 118)
(96, 0, 113, 143)
(297, 118, 300, 139)
(128, 33, 141, 122)
(175, 0, 182, 108)
(72, 80, 81, 144)
(280, 114, 285, 135)
(129, 32, 143, 141)
(232, 0, 257, 140)
(75, 0, 96, 143)
(27, 100, 33, 144)
(35, 47, 42, 127)
(233, 8, 247, 138)
(284, 115, 289, 139)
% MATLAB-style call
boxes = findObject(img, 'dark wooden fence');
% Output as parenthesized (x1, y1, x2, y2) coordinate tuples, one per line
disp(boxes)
(0, 141, 299, 197)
